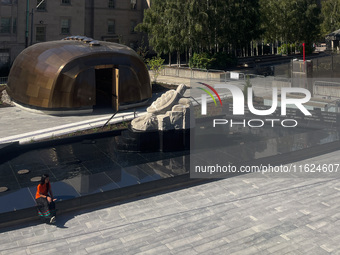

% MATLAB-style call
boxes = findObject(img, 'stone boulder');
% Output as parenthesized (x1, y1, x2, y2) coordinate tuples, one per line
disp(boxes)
(1, 90, 14, 107)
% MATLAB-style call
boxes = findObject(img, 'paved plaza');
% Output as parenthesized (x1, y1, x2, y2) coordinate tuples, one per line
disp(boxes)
(0, 74, 267, 144)
(0, 74, 339, 254)
(0, 150, 340, 254)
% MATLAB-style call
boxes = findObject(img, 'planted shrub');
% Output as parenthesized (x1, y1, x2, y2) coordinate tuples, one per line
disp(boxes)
(189, 52, 237, 70)
(189, 53, 212, 69)
(147, 56, 165, 82)
(278, 43, 297, 55)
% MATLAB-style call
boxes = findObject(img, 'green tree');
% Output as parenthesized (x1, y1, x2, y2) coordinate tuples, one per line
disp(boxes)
(165, 0, 187, 66)
(231, 0, 262, 56)
(147, 57, 165, 82)
(260, 0, 320, 55)
(137, 0, 262, 61)
(136, 0, 188, 66)
(320, 0, 340, 36)
(185, 0, 209, 54)
(294, 0, 320, 53)
(136, 37, 148, 63)
(135, 0, 170, 57)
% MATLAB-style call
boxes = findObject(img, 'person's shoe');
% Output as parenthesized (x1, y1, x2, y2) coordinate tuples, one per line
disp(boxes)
(50, 216, 56, 224)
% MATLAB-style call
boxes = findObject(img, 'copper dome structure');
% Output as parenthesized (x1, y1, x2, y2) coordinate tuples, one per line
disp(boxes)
(7, 38, 151, 113)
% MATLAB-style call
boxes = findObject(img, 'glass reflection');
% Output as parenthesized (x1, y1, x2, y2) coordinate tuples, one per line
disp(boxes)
(191, 113, 340, 165)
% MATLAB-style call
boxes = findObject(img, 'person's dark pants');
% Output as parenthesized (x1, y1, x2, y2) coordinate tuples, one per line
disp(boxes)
(36, 197, 56, 221)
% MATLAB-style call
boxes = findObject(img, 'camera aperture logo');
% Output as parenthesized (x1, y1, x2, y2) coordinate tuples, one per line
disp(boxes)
(197, 82, 223, 113)
(199, 83, 312, 128)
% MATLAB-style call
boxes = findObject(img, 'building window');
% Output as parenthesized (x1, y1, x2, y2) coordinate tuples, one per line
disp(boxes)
(61, 0, 70, 5)
(61, 18, 70, 34)
(131, 0, 136, 9)
(1, 0, 12, 4)
(108, 0, 115, 8)
(1, 0, 17, 4)
(108, 20, 115, 34)
(37, 0, 46, 11)
(36, 27, 46, 42)
(0, 49, 10, 68)
(12, 18, 16, 34)
(0, 18, 11, 34)
(130, 20, 137, 34)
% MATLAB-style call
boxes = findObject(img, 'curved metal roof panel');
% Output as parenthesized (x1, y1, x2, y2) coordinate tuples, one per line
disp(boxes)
(7, 40, 151, 110)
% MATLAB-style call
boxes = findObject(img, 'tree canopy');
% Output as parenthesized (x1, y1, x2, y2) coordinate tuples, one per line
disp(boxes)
(260, 0, 320, 47)
(320, 0, 340, 37)
(137, 0, 323, 61)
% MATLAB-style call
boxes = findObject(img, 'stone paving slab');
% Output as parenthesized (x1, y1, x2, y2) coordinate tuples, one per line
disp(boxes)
(0, 150, 339, 255)
(0, 92, 164, 143)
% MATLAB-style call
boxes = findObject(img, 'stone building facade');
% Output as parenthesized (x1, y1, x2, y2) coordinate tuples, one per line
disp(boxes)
(85, 0, 149, 50)
(0, 0, 149, 67)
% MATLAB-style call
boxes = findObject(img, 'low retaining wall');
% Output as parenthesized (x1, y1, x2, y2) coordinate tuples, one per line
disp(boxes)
(0, 173, 206, 229)
(0, 130, 206, 229)
(159, 67, 225, 80)
(314, 85, 340, 98)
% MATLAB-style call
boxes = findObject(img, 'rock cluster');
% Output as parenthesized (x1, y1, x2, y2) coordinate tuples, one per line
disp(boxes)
(1, 89, 14, 107)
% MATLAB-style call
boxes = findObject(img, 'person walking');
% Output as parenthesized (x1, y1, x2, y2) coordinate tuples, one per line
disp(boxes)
(35, 174, 57, 224)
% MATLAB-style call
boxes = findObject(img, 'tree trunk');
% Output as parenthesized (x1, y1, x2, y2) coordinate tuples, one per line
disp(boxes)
(169, 52, 171, 67)
(185, 48, 188, 65)
(291, 44, 293, 55)
(177, 51, 181, 67)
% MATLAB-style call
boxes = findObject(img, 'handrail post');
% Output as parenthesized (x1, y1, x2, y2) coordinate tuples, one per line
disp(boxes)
(102, 109, 120, 129)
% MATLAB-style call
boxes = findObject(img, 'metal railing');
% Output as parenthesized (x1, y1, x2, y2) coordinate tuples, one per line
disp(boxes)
(0, 77, 8, 85)
(156, 67, 257, 83)
(155, 67, 290, 82)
